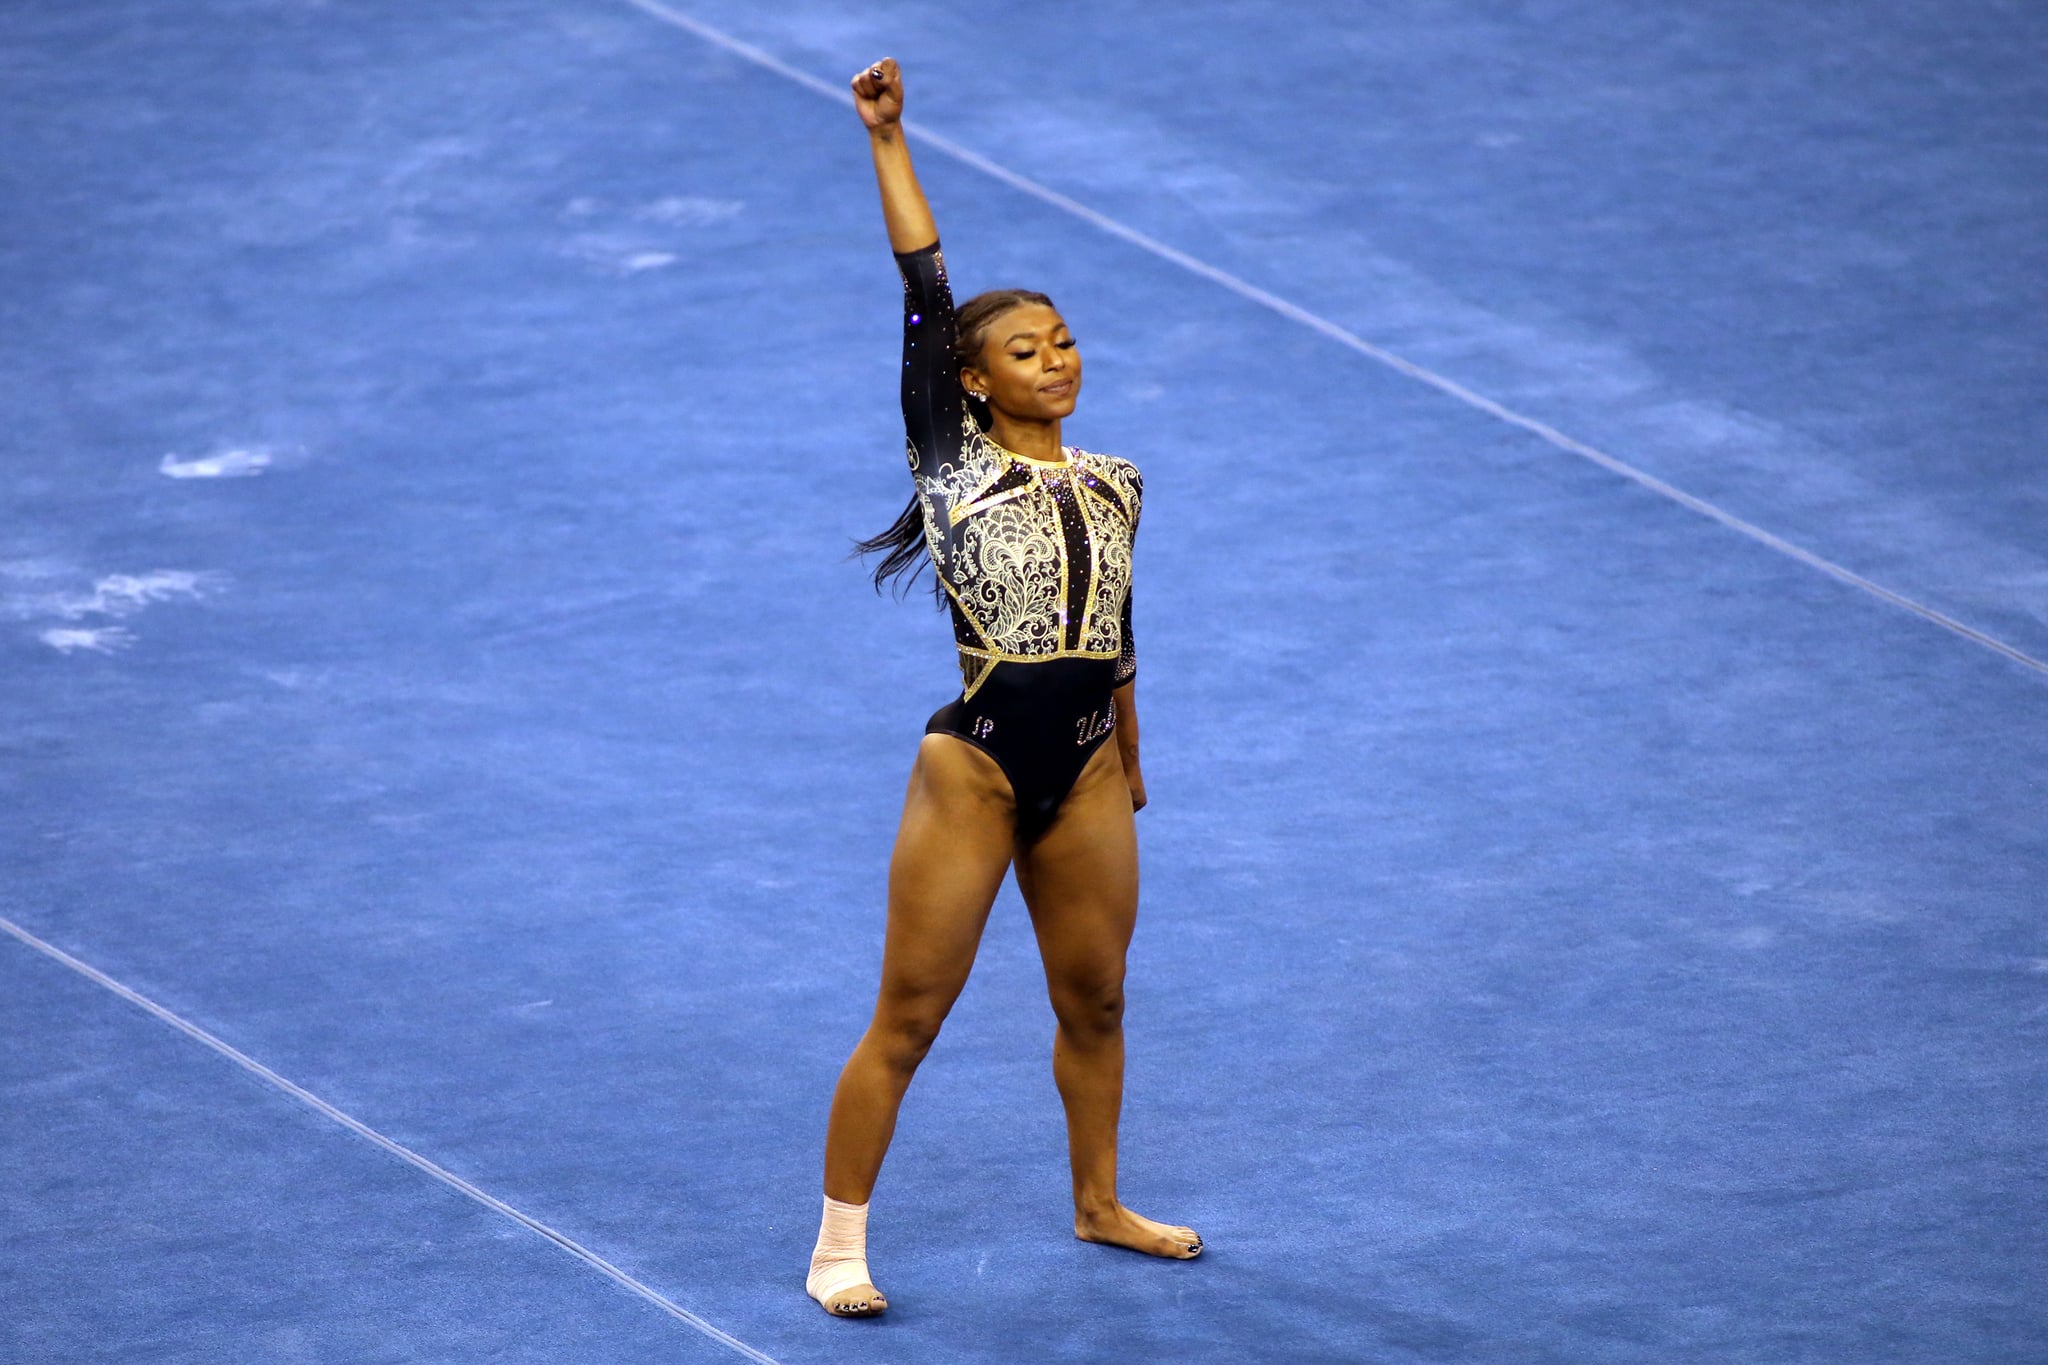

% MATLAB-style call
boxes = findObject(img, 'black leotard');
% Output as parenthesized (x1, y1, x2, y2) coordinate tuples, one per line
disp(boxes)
(895, 241, 1141, 842)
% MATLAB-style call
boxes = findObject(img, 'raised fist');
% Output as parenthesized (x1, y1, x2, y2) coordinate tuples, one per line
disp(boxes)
(851, 58, 903, 129)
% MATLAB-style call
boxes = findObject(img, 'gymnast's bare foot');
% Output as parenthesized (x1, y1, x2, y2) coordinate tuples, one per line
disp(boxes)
(816, 1282, 888, 1318)
(1074, 1202, 1203, 1258)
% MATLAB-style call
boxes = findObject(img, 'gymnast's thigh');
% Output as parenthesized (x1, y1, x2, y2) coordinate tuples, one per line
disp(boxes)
(1011, 741, 1140, 977)
(872, 734, 1018, 1008)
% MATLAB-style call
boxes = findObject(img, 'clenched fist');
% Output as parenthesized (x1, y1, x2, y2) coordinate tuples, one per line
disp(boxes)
(851, 58, 903, 130)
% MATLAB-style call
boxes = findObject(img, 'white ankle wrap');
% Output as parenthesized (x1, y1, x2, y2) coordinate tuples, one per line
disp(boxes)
(806, 1195, 875, 1303)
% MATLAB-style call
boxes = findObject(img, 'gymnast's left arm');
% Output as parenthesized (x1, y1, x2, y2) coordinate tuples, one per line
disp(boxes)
(1114, 554, 1143, 810)
(1114, 677, 1145, 813)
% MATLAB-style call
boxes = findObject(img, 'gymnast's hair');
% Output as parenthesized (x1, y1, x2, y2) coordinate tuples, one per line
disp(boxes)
(857, 288, 1058, 597)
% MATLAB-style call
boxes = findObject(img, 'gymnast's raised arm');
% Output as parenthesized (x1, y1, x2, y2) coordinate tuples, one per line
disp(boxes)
(852, 59, 963, 475)
(852, 59, 935, 253)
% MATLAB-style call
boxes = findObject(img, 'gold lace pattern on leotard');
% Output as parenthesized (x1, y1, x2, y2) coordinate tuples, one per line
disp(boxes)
(913, 425, 1141, 698)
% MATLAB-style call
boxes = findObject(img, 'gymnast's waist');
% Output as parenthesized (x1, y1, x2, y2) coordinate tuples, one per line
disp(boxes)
(953, 654, 1118, 708)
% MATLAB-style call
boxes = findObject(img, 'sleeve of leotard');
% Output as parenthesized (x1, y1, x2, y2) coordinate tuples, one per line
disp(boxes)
(894, 241, 966, 476)
(1115, 587, 1137, 687)
(1114, 464, 1141, 687)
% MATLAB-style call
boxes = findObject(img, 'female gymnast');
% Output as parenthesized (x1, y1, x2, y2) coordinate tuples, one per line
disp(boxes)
(804, 58, 1202, 1319)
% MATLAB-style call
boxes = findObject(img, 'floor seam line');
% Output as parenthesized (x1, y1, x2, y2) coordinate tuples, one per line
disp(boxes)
(0, 914, 783, 1365)
(612, 0, 2048, 682)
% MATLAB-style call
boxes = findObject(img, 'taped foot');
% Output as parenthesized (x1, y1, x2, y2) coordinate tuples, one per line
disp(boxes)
(1075, 1203, 1203, 1259)
(807, 1194, 888, 1318)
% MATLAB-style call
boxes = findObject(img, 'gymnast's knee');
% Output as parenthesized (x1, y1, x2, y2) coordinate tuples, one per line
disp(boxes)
(866, 1005, 948, 1075)
(1050, 979, 1125, 1039)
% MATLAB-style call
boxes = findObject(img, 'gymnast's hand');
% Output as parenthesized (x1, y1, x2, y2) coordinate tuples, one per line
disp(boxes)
(851, 58, 904, 130)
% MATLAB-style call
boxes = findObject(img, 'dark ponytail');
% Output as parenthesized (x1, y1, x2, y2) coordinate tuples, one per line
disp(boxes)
(852, 496, 933, 598)
(856, 287, 1057, 597)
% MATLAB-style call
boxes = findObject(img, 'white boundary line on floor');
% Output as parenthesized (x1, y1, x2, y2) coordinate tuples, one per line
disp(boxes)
(615, 0, 2048, 682)
(0, 914, 783, 1365)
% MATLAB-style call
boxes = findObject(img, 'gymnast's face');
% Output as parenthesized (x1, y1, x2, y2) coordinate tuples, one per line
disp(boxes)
(964, 304, 1082, 422)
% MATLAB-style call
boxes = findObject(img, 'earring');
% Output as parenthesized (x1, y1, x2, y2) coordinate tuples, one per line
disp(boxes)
(968, 389, 986, 403)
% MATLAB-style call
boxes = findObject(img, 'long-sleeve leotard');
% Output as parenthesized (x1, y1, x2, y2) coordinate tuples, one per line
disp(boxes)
(895, 241, 1140, 703)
